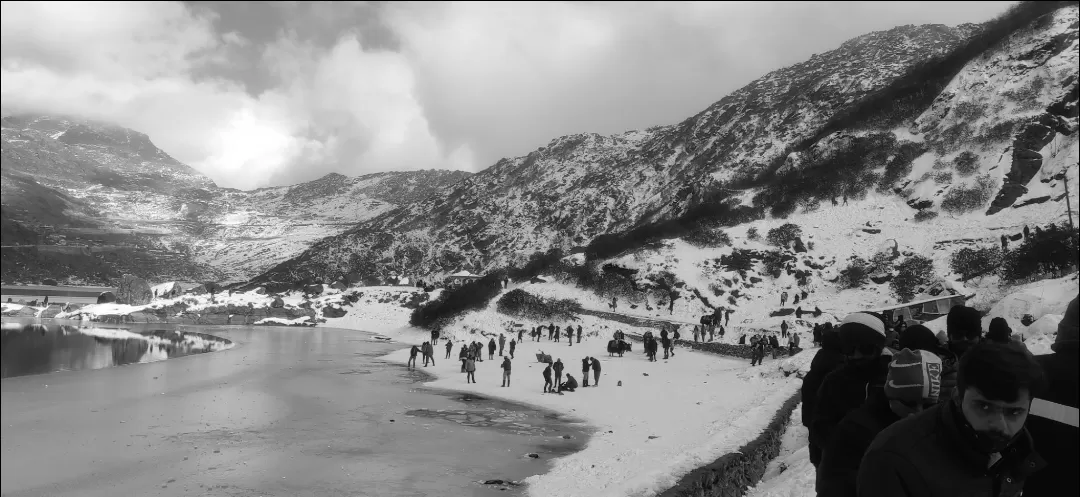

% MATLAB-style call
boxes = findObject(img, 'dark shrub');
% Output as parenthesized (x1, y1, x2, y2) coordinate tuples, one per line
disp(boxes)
(941, 174, 996, 214)
(496, 289, 581, 320)
(1001, 223, 1079, 281)
(913, 210, 939, 222)
(747, 227, 760, 241)
(890, 255, 936, 302)
(949, 246, 1003, 281)
(409, 273, 502, 327)
(953, 151, 979, 177)
(766, 223, 803, 249)
(839, 257, 870, 288)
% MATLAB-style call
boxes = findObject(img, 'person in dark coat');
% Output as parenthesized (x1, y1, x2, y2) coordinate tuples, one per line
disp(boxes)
(750, 335, 766, 366)
(1023, 297, 1078, 497)
(897, 324, 940, 354)
(796, 306, 803, 319)
(548, 323, 555, 340)
(500, 356, 512, 387)
(465, 355, 476, 383)
(662, 335, 672, 359)
(560, 374, 578, 392)
(986, 317, 1013, 343)
(508, 339, 516, 359)
(499, 333, 506, 356)
(803, 327, 845, 466)
(725, 308, 731, 326)
(408, 345, 420, 369)
(566, 325, 574, 346)
(422, 341, 435, 366)
(552, 359, 564, 392)
(445, 339, 453, 359)
(488, 338, 496, 360)
(939, 305, 983, 404)
(518, 328, 524, 342)
(769, 333, 781, 359)
(542, 363, 553, 393)
(812, 323, 822, 346)
(591, 357, 601, 386)
(809, 313, 889, 469)
(781, 320, 789, 337)
(581, 357, 591, 387)
(817, 349, 942, 497)
(431, 329, 440, 346)
(554, 325, 561, 343)
(459, 345, 469, 372)
(576, 325, 583, 343)
(856, 341, 1048, 497)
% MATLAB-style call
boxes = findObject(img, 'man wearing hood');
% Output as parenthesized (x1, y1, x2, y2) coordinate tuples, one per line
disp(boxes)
(1023, 296, 1078, 497)
(939, 306, 984, 403)
(809, 313, 890, 469)
(857, 341, 1047, 497)
(817, 348, 942, 497)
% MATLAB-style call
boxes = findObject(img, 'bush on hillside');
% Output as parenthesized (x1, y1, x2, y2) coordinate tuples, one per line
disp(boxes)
(1001, 223, 1080, 282)
(720, 249, 761, 272)
(746, 227, 761, 241)
(941, 174, 996, 214)
(409, 273, 502, 328)
(890, 255, 936, 302)
(838, 257, 870, 288)
(495, 289, 581, 320)
(953, 151, 980, 177)
(508, 248, 566, 282)
(766, 223, 803, 249)
(584, 200, 759, 261)
(950, 246, 1003, 281)
(878, 142, 928, 192)
(762, 251, 791, 278)
(685, 226, 732, 248)
(913, 210, 939, 222)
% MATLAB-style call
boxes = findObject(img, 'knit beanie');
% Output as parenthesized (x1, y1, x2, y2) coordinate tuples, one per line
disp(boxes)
(885, 348, 943, 404)
(1053, 296, 1079, 353)
(837, 312, 887, 355)
(947, 305, 983, 340)
(898, 324, 940, 352)
(986, 317, 1012, 343)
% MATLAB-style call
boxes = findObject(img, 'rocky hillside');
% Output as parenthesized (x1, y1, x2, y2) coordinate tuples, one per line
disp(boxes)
(255, 2, 1077, 287)
(1, 116, 470, 284)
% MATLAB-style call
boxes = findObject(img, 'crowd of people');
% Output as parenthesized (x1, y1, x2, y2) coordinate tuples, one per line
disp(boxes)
(801, 297, 1078, 497)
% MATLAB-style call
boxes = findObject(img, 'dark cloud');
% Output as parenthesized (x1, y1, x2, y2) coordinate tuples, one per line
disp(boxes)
(1, 1, 1015, 189)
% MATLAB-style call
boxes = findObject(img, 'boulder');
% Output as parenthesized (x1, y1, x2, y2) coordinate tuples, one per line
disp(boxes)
(862, 228, 882, 234)
(270, 297, 285, 308)
(115, 274, 153, 305)
(304, 284, 324, 295)
(97, 292, 117, 304)
(253, 286, 267, 295)
(870, 272, 894, 284)
(330, 281, 347, 291)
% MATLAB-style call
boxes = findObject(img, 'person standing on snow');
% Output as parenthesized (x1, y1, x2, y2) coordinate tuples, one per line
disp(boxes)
(693, 326, 700, 342)
(488, 337, 497, 360)
(445, 339, 453, 359)
(803, 327, 845, 467)
(500, 356, 512, 387)
(465, 355, 476, 384)
(552, 359, 564, 392)
(459, 344, 469, 372)
(408, 345, 420, 369)
(939, 305, 983, 404)
(781, 291, 789, 306)
(543, 363, 554, 393)
(781, 320, 789, 338)
(508, 339, 516, 359)
(581, 357, 591, 387)
(857, 342, 1048, 497)
(576, 325, 583, 343)
(422, 341, 435, 367)
(591, 357, 601, 386)
(498, 333, 506, 356)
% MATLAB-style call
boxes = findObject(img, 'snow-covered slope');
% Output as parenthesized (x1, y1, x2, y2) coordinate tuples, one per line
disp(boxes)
(259, 3, 1077, 287)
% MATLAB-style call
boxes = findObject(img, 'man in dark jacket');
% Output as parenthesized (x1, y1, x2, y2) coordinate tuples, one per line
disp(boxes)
(809, 313, 889, 469)
(500, 356, 512, 387)
(552, 359, 564, 392)
(508, 339, 516, 359)
(1023, 297, 1078, 497)
(488, 338, 497, 360)
(939, 305, 983, 404)
(591, 357, 601, 386)
(856, 341, 1048, 497)
(581, 357, 591, 387)
(542, 363, 553, 393)
(817, 349, 942, 497)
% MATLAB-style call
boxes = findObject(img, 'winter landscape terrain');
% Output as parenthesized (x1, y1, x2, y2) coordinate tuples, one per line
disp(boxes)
(3, 1, 1079, 497)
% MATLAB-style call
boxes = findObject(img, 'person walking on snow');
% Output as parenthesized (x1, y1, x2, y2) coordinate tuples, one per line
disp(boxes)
(508, 339, 516, 359)
(725, 309, 731, 327)
(782, 320, 789, 338)
(408, 345, 420, 369)
(488, 338, 496, 360)
(543, 363, 554, 393)
(445, 339, 453, 359)
(566, 325, 574, 346)
(591, 357, 601, 386)
(518, 328, 524, 342)
(459, 345, 469, 372)
(554, 325, 561, 343)
(581, 357, 591, 387)
(693, 326, 700, 342)
(500, 356, 512, 387)
(781, 291, 789, 306)
(498, 334, 506, 356)
(751, 334, 767, 366)
(422, 341, 435, 367)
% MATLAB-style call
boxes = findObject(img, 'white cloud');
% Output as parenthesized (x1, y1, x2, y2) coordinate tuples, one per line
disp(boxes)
(1, 1, 1017, 189)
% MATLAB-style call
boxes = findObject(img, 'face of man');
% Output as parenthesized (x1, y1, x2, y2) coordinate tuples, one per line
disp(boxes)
(959, 387, 1030, 453)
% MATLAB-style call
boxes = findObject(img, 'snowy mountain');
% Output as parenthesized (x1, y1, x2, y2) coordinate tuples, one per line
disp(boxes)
(255, 2, 1078, 287)
(1, 115, 470, 284)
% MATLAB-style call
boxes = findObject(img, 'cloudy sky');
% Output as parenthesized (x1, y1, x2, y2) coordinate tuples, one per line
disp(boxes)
(1, 1, 1014, 190)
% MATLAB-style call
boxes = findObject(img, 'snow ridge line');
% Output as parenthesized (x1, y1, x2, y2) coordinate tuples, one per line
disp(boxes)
(659, 391, 803, 497)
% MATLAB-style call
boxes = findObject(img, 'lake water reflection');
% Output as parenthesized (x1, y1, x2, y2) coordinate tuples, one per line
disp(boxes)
(0, 322, 232, 378)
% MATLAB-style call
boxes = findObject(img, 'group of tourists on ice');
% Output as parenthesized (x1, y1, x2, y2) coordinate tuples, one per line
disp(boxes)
(801, 297, 1078, 497)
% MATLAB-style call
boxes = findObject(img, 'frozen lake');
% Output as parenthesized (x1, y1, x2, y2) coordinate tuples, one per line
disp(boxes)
(0, 319, 588, 496)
